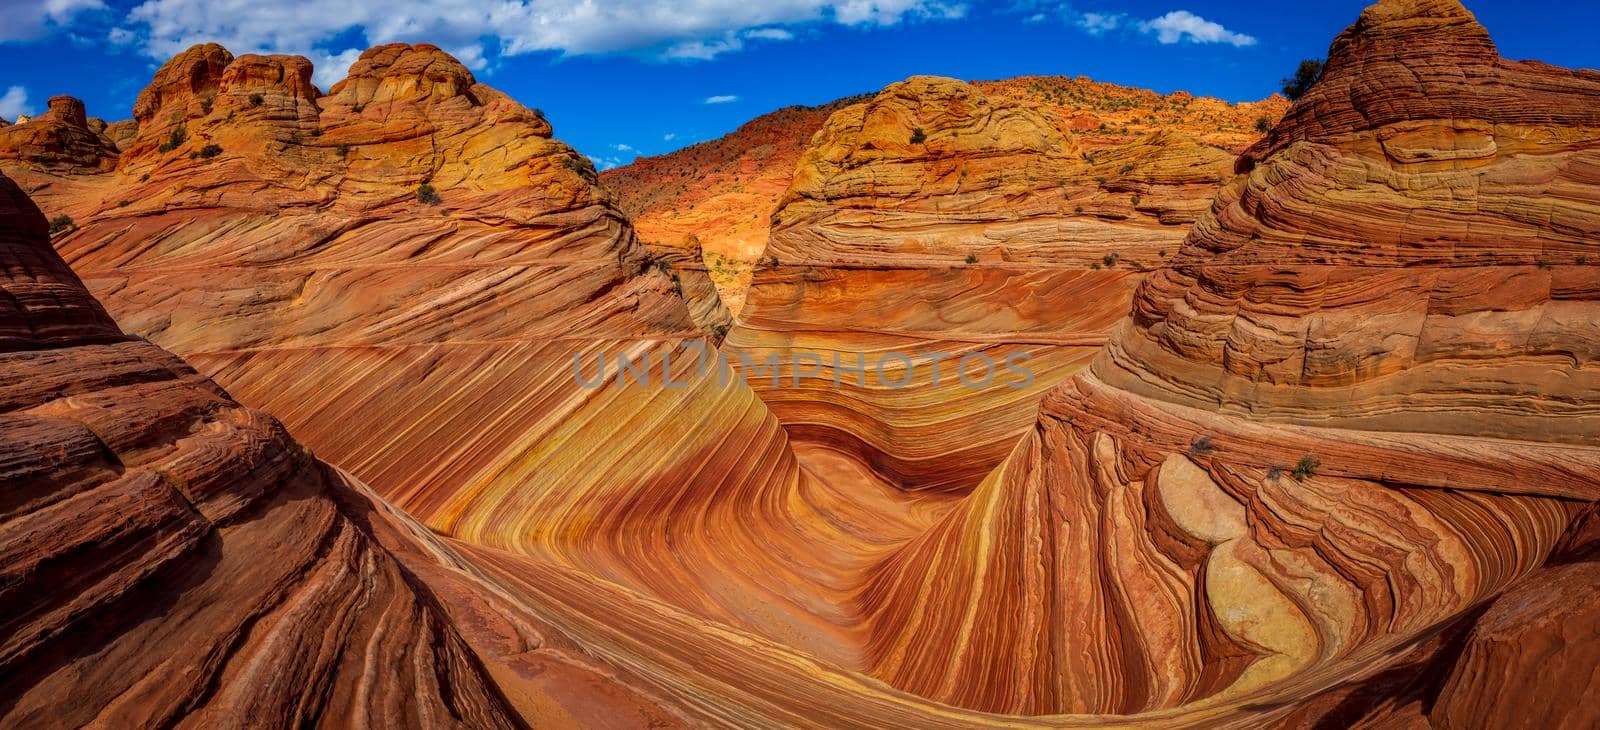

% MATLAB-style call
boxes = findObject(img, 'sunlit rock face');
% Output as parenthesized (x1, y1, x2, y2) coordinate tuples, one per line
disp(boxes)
(850, 0, 1600, 719)
(1, 0, 1597, 726)
(0, 95, 118, 174)
(726, 75, 1237, 493)
(0, 42, 744, 537)
(0, 169, 683, 728)
(602, 75, 1286, 315)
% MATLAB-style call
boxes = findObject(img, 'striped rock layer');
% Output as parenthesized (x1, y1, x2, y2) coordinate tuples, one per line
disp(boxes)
(3, 42, 744, 537)
(727, 76, 1238, 492)
(849, 0, 1600, 721)
(0, 170, 682, 728)
(3, 0, 1599, 726)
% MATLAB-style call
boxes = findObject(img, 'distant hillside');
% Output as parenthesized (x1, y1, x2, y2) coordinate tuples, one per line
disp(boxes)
(601, 76, 1286, 312)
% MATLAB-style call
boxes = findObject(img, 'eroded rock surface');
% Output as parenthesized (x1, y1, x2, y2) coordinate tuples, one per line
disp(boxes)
(726, 76, 1235, 491)
(0, 170, 680, 728)
(4, 2, 1598, 725)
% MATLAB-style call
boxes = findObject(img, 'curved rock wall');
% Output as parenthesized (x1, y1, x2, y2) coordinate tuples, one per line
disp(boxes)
(728, 76, 1237, 492)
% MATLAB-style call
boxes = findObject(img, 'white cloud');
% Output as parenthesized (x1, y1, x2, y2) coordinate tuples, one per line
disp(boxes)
(663, 132, 677, 141)
(0, 0, 103, 43)
(1138, 10, 1256, 47)
(0, 86, 35, 121)
(664, 33, 745, 60)
(743, 27, 795, 41)
(107, 26, 135, 45)
(614, 143, 635, 152)
(1077, 12, 1123, 36)
(101, 0, 967, 84)
(704, 94, 739, 104)
(1015, 5, 1256, 48)
(311, 48, 364, 89)
(587, 154, 625, 171)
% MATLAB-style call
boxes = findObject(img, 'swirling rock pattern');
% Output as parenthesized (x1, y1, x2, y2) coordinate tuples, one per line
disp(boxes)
(845, 0, 1600, 719)
(4, 1, 1599, 726)
(602, 77, 1285, 313)
(0, 170, 685, 728)
(726, 77, 1237, 491)
(1, 42, 738, 532)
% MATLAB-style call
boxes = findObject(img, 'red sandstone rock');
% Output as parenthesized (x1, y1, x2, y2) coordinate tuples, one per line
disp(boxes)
(0, 94, 117, 173)
(0, 169, 681, 727)
(1, 2, 1597, 725)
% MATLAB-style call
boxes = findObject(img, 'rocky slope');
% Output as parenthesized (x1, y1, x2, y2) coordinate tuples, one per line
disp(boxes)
(602, 79, 1285, 312)
(0, 169, 680, 728)
(4, 0, 1598, 725)
(1, 42, 745, 529)
(853, 0, 1600, 719)
(724, 75, 1238, 492)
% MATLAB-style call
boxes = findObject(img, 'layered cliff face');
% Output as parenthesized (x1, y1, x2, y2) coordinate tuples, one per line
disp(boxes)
(5, 43, 747, 539)
(5, 0, 1598, 725)
(0, 95, 119, 175)
(725, 76, 1237, 492)
(602, 78, 1284, 313)
(852, 0, 1600, 720)
(0, 170, 681, 728)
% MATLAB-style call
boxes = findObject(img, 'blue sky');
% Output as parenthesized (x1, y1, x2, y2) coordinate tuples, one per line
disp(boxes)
(1, 1, 1594, 169)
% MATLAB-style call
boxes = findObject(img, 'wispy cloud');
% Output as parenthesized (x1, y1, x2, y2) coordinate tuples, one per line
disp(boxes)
(743, 27, 794, 41)
(1014, 4, 1256, 48)
(1077, 12, 1123, 36)
(587, 154, 626, 171)
(58, 0, 971, 89)
(1139, 10, 1256, 47)
(663, 132, 678, 141)
(0, 86, 34, 121)
(0, 0, 102, 43)
(704, 94, 739, 104)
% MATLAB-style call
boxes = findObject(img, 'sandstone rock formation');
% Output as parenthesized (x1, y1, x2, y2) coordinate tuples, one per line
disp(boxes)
(0, 95, 118, 174)
(2, 42, 738, 529)
(5, 0, 1598, 725)
(0, 169, 680, 728)
(602, 96, 867, 313)
(602, 79, 1284, 312)
(725, 76, 1237, 492)
(848, 0, 1600, 719)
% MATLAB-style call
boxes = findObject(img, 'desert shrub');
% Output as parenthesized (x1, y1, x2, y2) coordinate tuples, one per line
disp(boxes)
(249, 93, 264, 107)
(336, 143, 350, 159)
(1292, 454, 1320, 481)
(1102, 252, 1119, 267)
(417, 182, 441, 205)
(47, 215, 74, 236)
(1254, 115, 1271, 133)
(1281, 59, 1325, 101)
(910, 127, 926, 144)
(1188, 434, 1216, 456)
(158, 126, 187, 153)
(965, 254, 978, 264)
(197, 144, 222, 158)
